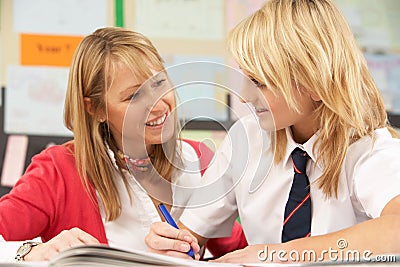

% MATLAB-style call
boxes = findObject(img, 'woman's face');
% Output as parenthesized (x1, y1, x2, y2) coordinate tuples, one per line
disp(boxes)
(105, 61, 176, 156)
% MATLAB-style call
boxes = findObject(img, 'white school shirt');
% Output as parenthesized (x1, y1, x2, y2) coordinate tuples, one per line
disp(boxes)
(0, 141, 202, 262)
(100, 140, 202, 252)
(179, 114, 400, 245)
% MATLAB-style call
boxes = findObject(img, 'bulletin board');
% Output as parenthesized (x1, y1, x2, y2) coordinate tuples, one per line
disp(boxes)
(3, 0, 398, 135)
(0, 0, 270, 136)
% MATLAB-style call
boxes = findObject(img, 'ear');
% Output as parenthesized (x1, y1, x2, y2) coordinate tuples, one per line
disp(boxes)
(83, 97, 95, 116)
(85, 97, 106, 122)
(294, 81, 320, 102)
(309, 91, 321, 102)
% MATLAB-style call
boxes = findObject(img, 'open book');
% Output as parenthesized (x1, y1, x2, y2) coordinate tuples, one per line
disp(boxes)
(48, 244, 242, 267)
(9, 244, 395, 267)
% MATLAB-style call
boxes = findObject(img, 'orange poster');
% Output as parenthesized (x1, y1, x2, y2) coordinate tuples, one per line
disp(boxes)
(21, 34, 83, 67)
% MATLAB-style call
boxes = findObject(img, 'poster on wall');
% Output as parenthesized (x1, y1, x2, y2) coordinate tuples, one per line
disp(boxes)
(335, 0, 400, 52)
(5, 65, 72, 136)
(365, 54, 400, 113)
(225, 0, 265, 32)
(20, 34, 83, 67)
(0, 135, 28, 187)
(13, 0, 107, 35)
(135, 0, 224, 40)
(163, 55, 230, 122)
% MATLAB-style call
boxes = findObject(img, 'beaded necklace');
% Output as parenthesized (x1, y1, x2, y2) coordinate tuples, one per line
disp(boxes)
(117, 151, 153, 172)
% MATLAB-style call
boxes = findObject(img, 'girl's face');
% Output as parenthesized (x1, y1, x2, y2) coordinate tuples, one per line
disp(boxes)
(241, 74, 318, 143)
(105, 62, 176, 155)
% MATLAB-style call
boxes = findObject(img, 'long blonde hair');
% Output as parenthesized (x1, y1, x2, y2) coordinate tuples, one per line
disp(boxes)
(64, 27, 181, 220)
(228, 0, 399, 198)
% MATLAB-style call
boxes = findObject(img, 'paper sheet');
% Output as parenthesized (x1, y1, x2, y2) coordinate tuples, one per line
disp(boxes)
(13, 0, 107, 35)
(20, 34, 83, 67)
(225, 0, 265, 32)
(4, 65, 72, 136)
(334, 0, 400, 51)
(0, 135, 28, 187)
(365, 54, 400, 113)
(163, 55, 229, 121)
(135, 0, 224, 40)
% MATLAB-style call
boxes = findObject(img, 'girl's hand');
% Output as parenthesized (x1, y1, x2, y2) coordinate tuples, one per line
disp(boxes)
(24, 227, 100, 261)
(145, 222, 201, 260)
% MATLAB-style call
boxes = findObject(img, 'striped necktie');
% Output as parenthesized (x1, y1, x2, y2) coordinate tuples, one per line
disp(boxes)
(282, 147, 311, 243)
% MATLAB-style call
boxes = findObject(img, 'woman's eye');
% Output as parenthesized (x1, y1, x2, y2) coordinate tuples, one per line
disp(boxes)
(151, 79, 166, 88)
(250, 77, 264, 88)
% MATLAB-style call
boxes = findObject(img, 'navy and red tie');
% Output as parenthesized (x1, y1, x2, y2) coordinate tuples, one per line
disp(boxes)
(282, 147, 311, 242)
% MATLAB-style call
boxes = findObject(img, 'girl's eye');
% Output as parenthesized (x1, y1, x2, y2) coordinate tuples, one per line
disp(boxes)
(250, 77, 264, 88)
(151, 79, 166, 88)
(127, 92, 140, 101)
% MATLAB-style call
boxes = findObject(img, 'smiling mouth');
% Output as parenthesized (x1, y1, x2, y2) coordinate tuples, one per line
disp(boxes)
(255, 107, 269, 113)
(145, 113, 167, 127)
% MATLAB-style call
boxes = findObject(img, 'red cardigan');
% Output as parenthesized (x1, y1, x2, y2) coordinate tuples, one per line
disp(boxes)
(0, 140, 246, 257)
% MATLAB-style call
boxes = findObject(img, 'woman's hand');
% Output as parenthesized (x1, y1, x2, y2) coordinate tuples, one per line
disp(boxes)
(145, 222, 201, 260)
(24, 227, 100, 261)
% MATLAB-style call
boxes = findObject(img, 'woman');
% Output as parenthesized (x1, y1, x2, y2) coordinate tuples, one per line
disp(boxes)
(0, 27, 246, 261)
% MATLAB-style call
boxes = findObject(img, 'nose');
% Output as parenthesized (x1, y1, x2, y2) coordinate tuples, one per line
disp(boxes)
(146, 98, 162, 112)
(145, 94, 168, 115)
(240, 80, 257, 104)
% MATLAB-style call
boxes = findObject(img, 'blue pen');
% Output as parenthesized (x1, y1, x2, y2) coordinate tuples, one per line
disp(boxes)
(158, 203, 195, 259)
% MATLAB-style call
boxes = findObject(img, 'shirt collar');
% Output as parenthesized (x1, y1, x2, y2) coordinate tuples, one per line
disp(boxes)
(283, 127, 323, 170)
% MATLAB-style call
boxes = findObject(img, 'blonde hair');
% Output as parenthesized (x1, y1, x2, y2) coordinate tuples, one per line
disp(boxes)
(228, 0, 399, 197)
(64, 27, 181, 220)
